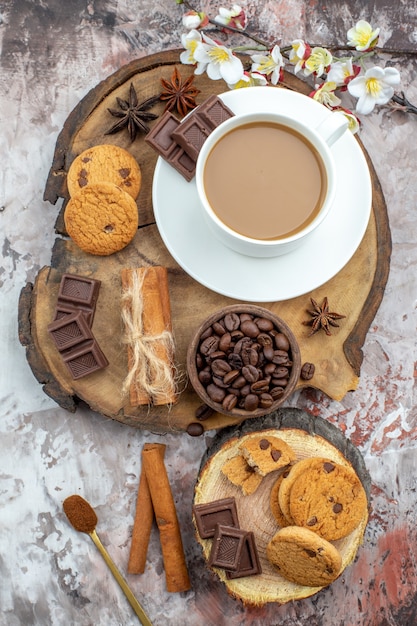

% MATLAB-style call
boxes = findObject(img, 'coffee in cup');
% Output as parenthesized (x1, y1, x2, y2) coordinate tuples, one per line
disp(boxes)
(196, 108, 348, 257)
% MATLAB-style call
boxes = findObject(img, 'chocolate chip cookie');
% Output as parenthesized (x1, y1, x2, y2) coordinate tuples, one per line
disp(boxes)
(239, 435, 296, 477)
(267, 525, 342, 587)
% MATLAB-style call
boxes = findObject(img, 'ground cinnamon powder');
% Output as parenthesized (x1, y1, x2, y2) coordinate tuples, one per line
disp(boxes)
(63, 495, 97, 533)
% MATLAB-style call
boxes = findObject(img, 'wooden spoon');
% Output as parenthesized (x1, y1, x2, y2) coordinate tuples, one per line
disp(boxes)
(63, 495, 153, 626)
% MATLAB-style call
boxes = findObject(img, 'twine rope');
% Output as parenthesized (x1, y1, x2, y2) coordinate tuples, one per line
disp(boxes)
(121, 270, 175, 403)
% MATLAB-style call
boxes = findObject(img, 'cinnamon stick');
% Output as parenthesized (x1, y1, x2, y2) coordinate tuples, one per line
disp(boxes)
(141, 443, 191, 593)
(121, 266, 177, 406)
(127, 463, 155, 574)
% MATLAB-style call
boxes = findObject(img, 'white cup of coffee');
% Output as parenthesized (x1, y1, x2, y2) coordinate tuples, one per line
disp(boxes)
(195, 107, 348, 257)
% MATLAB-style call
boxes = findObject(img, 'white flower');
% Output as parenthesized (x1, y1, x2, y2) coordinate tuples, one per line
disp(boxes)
(193, 33, 244, 83)
(227, 71, 268, 89)
(215, 5, 246, 30)
(311, 82, 342, 108)
(182, 10, 208, 30)
(341, 110, 360, 134)
(289, 39, 310, 74)
(326, 59, 356, 87)
(251, 45, 284, 85)
(347, 66, 400, 114)
(180, 29, 205, 68)
(347, 20, 380, 51)
(303, 47, 333, 78)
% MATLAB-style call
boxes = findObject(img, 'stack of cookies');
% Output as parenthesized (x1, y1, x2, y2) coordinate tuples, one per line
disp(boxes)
(64, 144, 141, 255)
(221, 434, 368, 588)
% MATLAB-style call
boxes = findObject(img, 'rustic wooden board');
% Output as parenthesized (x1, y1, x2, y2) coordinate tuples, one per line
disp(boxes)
(18, 50, 391, 432)
(193, 409, 371, 605)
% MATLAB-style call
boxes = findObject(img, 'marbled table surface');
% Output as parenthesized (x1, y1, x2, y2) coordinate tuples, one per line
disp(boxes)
(1, 1, 417, 625)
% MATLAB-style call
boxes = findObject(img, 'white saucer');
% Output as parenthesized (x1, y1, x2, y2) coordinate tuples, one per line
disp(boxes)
(153, 87, 372, 302)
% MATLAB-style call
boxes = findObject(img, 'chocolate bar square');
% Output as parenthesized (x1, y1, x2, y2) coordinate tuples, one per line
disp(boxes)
(145, 111, 181, 159)
(58, 274, 101, 309)
(54, 302, 94, 327)
(195, 94, 235, 130)
(171, 114, 211, 161)
(47, 311, 93, 352)
(225, 531, 262, 579)
(208, 524, 248, 571)
(62, 339, 109, 379)
(193, 497, 239, 539)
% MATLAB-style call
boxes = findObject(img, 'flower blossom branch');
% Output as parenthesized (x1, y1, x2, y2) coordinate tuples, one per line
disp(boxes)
(176, 1, 415, 132)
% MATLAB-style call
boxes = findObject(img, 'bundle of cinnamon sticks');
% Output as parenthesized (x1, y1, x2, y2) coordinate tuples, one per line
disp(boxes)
(128, 443, 191, 593)
(121, 266, 177, 407)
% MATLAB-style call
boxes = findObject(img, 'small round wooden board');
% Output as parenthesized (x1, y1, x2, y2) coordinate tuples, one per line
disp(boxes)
(193, 409, 371, 605)
(18, 50, 391, 432)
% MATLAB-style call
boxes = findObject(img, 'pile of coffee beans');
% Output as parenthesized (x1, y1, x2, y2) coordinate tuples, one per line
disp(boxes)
(194, 311, 294, 413)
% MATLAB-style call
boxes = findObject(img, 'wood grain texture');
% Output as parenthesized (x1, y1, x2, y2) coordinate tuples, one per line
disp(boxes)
(18, 50, 391, 432)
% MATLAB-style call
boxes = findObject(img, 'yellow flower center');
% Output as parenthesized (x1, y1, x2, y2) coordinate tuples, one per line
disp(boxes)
(208, 47, 230, 64)
(365, 77, 381, 97)
(356, 28, 371, 48)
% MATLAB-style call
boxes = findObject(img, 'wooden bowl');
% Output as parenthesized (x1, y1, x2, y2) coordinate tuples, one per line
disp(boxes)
(186, 304, 301, 419)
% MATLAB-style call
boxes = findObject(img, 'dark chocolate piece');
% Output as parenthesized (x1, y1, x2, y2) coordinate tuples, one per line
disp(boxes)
(226, 531, 262, 579)
(195, 94, 235, 130)
(171, 114, 212, 161)
(193, 497, 239, 539)
(47, 311, 93, 352)
(145, 111, 181, 159)
(169, 145, 196, 181)
(54, 302, 94, 327)
(208, 524, 248, 571)
(62, 339, 109, 379)
(145, 111, 196, 181)
(58, 274, 101, 309)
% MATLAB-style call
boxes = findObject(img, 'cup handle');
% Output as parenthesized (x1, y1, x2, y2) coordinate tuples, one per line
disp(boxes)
(315, 112, 348, 147)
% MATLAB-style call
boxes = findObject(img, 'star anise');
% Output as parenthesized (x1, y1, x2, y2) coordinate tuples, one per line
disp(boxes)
(303, 297, 346, 336)
(105, 83, 160, 142)
(159, 66, 201, 117)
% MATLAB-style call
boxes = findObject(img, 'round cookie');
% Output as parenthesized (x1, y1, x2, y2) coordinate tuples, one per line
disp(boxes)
(270, 471, 292, 527)
(64, 182, 139, 256)
(266, 526, 342, 587)
(288, 458, 368, 541)
(277, 458, 315, 524)
(67, 144, 142, 199)
(239, 435, 296, 476)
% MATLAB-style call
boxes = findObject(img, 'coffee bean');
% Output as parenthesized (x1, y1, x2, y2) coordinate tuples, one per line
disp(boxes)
(274, 366, 289, 378)
(263, 345, 274, 361)
(224, 312, 240, 331)
(240, 320, 260, 338)
(270, 386, 285, 399)
(274, 333, 290, 351)
(231, 375, 247, 389)
(187, 422, 204, 437)
(239, 313, 253, 323)
(259, 393, 273, 408)
(228, 353, 243, 369)
(264, 362, 276, 376)
(206, 383, 226, 403)
(242, 364, 259, 383)
(301, 362, 315, 380)
(244, 393, 259, 411)
(219, 332, 232, 352)
(257, 332, 273, 347)
(222, 393, 237, 411)
(271, 377, 288, 387)
(211, 359, 232, 377)
(195, 403, 214, 420)
(256, 317, 274, 332)
(251, 379, 269, 393)
(198, 369, 212, 385)
(212, 375, 230, 389)
(223, 369, 240, 385)
(212, 321, 226, 336)
(200, 335, 219, 356)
